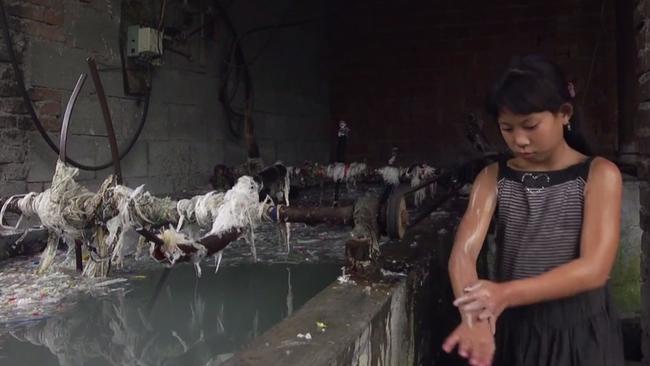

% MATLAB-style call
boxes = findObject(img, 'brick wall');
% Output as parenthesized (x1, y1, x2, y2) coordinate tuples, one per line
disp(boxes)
(330, 0, 618, 165)
(0, 0, 63, 197)
(0, 0, 332, 197)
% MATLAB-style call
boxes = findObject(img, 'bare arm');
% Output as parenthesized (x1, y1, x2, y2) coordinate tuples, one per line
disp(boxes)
(459, 158, 623, 316)
(448, 163, 498, 322)
(501, 157, 622, 306)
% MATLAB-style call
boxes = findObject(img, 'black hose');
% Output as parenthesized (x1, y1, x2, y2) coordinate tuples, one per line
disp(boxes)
(214, 1, 337, 139)
(212, 0, 252, 139)
(0, 0, 150, 171)
(230, 12, 337, 67)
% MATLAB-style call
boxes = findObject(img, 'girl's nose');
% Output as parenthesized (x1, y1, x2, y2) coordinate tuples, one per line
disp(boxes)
(513, 130, 530, 148)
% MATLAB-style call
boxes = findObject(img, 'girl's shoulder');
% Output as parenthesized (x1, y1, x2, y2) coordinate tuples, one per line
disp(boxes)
(474, 161, 500, 182)
(586, 156, 622, 187)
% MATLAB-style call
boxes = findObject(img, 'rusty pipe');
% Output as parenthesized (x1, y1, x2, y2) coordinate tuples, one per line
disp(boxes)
(137, 227, 241, 263)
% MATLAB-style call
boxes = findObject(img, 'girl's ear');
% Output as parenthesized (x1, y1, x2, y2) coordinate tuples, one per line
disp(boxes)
(559, 103, 574, 120)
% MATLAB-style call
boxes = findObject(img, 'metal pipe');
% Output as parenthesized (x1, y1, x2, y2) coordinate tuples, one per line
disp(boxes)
(59, 74, 87, 162)
(75, 240, 83, 272)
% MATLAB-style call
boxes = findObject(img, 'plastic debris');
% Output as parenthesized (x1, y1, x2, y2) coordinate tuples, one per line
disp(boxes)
(376, 166, 400, 186)
(336, 274, 355, 285)
(0, 253, 130, 328)
(380, 269, 407, 278)
(94, 278, 128, 287)
(296, 333, 312, 340)
(316, 321, 327, 332)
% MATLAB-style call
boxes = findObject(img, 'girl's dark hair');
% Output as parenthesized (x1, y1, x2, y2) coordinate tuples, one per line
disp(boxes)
(486, 55, 592, 155)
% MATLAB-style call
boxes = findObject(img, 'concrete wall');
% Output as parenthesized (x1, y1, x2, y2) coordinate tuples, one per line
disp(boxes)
(218, 198, 463, 366)
(638, 0, 650, 364)
(0, 0, 331, 197)
(611, 177, 642, 318)
(330, 0, 619, 166)
(220, 276, 416, 366)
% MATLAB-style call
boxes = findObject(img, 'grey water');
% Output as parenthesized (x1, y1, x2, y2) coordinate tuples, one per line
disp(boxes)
(0, 262, 341, 366)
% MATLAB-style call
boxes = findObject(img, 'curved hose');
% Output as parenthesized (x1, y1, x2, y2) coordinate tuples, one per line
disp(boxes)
(0, 0, 150, 171)
(212, 0, 253, 140)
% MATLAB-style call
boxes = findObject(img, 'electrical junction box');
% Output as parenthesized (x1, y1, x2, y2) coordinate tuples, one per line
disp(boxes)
(127, 26, 163, 63)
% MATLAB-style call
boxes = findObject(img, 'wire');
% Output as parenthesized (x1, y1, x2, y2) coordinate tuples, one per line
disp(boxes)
(579, 0, 608, 112)
(230, 11, 337, 67)
(158, 0, 168, 32)
(212, 0, 253, 139)
(0, 0, 151, 171)
(214, 1, 338, 140)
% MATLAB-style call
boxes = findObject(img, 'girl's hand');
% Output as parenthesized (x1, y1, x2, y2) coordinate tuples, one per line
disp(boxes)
(454, 280, 511, 321)
(442, 321, 494, 366)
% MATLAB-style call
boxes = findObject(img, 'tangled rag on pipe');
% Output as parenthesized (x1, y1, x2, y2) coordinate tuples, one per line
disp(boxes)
(5, 165, 272, 278)
(152, 227, 208, 276)
(408, 165, 437, 207)
(14, 160, 97, 275)
(176, 191, 225, 235)
(326, 162, 367, 183)
(90, 184, 179, 277)
(87, 177, 268, 277)
(145, 176, 268, 275)
(207, 176, 267, 262)
(376, 166, 401, 186)
(149, 191, 226, 276)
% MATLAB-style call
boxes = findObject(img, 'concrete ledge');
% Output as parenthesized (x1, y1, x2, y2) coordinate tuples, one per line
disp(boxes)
(220, 201, 464, 366)
(222, 275, 414, 366)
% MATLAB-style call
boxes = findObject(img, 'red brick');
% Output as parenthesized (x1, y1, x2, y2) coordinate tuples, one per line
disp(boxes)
(39, 115, 60, 132)
(0, 115, 17, 128)
(0, 97, 27, 114)
(36, 100, 60, 117)
(331, 2, 620, 160)
(12, 115, 34, 131)
(0, 81, 19, 96)
(7, 2, 63, 26)
(0, 65, 15, 81)
(29, 87, 62, 102)
(22, 0, 63, 7)
(20, 18, 64, 42)
(0, 128, 23, 143)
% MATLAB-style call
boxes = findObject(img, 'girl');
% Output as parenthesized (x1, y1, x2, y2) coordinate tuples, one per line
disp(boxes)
(442, 55, 625, 366)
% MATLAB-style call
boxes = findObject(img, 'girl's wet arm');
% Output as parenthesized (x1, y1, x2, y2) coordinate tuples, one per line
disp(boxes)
(448, 163, 498, 321)
(502, 158, 622, 307)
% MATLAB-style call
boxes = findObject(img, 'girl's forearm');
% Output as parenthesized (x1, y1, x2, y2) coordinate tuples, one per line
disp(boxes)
(449, 253, 480, 323)
(503, 258, 608, 308)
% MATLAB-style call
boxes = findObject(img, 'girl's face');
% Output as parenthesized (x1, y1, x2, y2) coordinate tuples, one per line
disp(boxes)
(497, 108, 569, 163)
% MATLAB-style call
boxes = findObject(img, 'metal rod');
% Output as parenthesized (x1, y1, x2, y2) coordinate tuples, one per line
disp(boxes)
(87, 57, 123, 184)
(333, 121, 349, 205)
(135, 227, 165, 247)
(59, 73, 87, 162)
(270, 205, 354, 226)
(75, 240, 83, 272)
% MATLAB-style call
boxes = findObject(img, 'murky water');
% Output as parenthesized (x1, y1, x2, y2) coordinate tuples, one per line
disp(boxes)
(0, 262, 341, 366)
(0, 182, 435, 366)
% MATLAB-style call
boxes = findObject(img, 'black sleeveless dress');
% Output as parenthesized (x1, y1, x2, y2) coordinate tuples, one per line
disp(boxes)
(492, 157, 624, 366)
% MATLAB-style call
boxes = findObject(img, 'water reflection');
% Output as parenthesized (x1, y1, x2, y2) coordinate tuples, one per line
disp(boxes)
(0, 263, 340, 366)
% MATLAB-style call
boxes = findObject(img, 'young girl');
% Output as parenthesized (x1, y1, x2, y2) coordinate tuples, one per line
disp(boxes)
(442, 55, 625, 366)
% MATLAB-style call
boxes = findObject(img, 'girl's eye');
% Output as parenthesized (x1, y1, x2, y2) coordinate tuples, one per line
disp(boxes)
(500, 127, 513, 132)
(523, 124, 538, 130)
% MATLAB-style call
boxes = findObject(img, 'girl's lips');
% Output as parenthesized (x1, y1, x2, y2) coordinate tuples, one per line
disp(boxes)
(519, 152, 535, 159)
